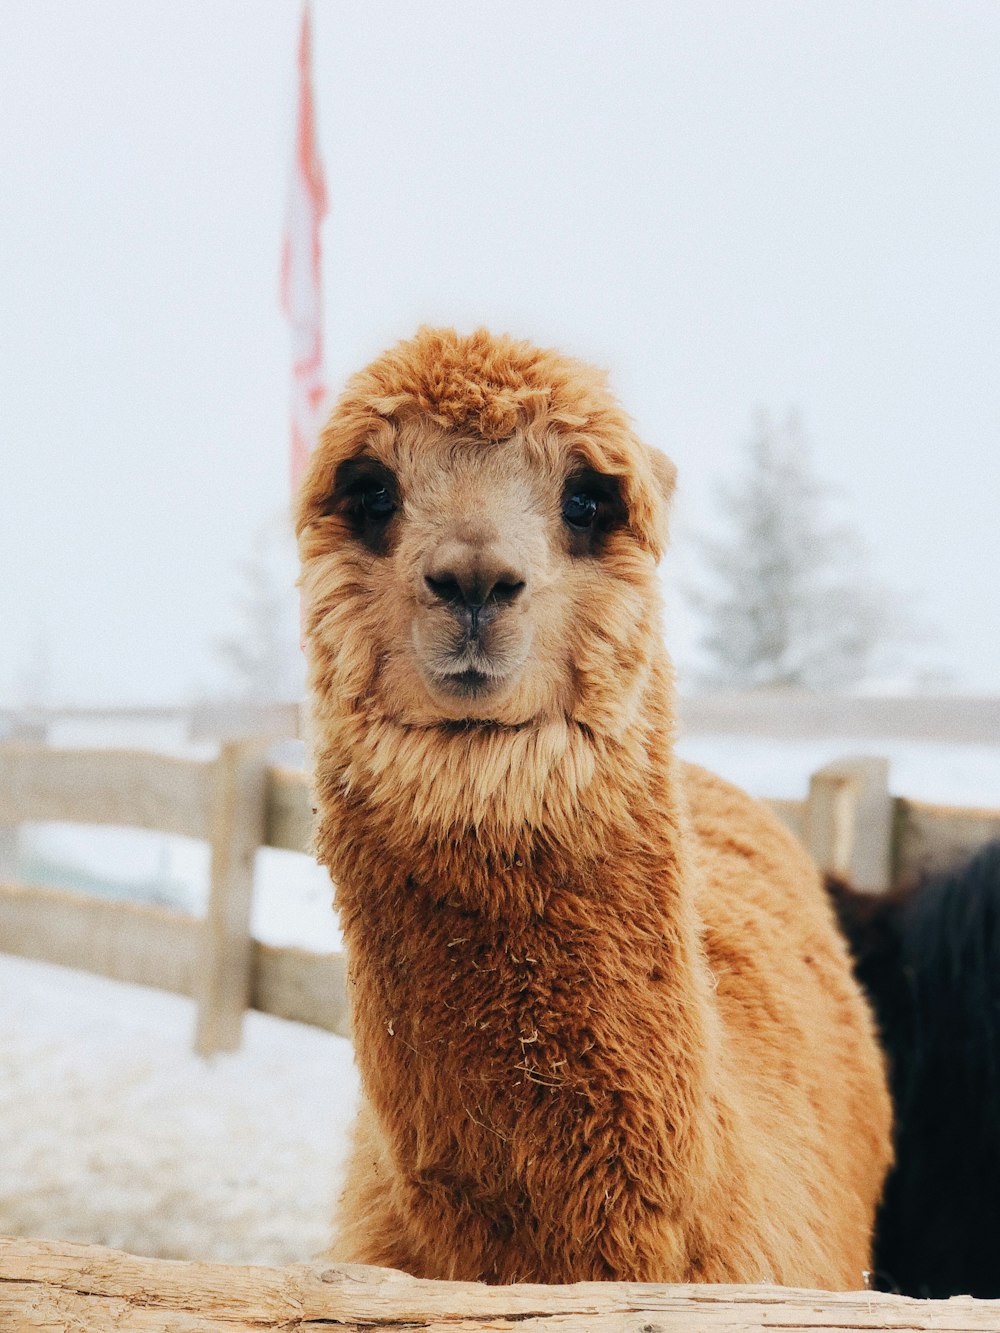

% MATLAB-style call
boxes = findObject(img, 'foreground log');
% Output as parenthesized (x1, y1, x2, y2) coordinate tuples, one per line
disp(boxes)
(2, 1236, 998, 1332)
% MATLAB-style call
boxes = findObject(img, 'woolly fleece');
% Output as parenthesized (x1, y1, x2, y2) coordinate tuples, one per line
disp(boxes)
(296, 328, 892, 1287)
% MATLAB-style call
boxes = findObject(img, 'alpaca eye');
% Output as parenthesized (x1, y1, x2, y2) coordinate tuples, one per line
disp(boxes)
(562, 492, 599, 530)
(361, 486, 396, 520)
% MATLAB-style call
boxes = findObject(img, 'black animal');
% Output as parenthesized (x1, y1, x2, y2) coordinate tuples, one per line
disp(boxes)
(830, 840, 1000, 1299)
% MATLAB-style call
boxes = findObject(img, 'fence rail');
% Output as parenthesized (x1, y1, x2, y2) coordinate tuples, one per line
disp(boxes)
(1, 738, 1000, 1053)
(678, 691, 1000, 744)
(4, 691, 1000, 745)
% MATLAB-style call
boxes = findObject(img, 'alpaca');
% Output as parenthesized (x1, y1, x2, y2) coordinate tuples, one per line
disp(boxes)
(296, 327, 891, 1288)
(830, 841, 1000, 1299)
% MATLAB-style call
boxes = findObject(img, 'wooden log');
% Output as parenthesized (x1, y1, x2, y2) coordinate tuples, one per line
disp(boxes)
(0, 744, 214, 840)
(188, 699, 302, 742)
(0, 744, 317, 858)
(0, 823, 16, 880)
(679, 690, 1000, 744)
(765, 796, 806, 844)
(1, 1235, 998, 1331)
(769, 791, 1000, 892)
(194, 743, 274, 1055)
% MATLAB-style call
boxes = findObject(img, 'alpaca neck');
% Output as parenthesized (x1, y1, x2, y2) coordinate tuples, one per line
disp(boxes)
(313, 664, 724, 1278)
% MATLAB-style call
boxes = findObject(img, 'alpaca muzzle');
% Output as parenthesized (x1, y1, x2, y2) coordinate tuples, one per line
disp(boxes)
(415, 548, 532, 702)
(423, 545, 526, 646)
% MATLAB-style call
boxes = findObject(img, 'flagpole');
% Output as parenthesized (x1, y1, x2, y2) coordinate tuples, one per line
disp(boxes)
(282, 2, 328, 500)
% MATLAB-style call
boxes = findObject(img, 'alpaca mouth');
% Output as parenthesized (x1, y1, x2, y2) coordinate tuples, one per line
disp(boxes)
(413, 617, 533, 708)
(437, 667, 496, 697)
(432, 647, 507, 696)
(427, 640, 514, 698)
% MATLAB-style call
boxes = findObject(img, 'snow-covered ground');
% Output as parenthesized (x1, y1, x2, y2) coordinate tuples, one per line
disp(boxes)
(0, 953, 358, 1263)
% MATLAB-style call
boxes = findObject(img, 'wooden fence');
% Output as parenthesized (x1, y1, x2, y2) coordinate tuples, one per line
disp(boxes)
(2, 737, 1000, 1054)
(0, 741, 347, 1055)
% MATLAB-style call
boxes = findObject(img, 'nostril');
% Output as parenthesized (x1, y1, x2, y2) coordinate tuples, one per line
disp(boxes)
(491, 579, 526, 606)
(425, 566, 527, 610)
(425, 574, 464, 606)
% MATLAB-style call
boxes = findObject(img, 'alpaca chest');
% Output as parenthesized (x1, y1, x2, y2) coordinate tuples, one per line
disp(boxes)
(344, 887, 707, 1231)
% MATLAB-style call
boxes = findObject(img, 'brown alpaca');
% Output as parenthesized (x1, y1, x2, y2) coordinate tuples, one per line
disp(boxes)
(296, 328, 892, 1288)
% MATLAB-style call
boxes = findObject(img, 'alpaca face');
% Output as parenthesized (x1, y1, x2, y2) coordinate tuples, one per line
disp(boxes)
(388, 432, 555, 713)
(297, 329, 676, 733)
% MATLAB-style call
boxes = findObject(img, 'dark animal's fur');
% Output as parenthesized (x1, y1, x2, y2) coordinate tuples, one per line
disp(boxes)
(831, 841, 1000, 1299)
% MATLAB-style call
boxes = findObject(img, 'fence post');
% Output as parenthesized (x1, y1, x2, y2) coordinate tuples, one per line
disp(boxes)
(0, 711, 50, 882)
(194, 740, 270, 1056)
(0, 823, 16, 881)
(805, 755, 892, 894)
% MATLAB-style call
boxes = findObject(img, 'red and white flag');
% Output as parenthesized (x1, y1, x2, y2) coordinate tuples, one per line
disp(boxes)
(281, 3, 328, 496)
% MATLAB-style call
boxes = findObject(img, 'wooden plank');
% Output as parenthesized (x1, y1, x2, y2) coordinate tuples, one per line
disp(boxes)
(0, 879, 349, 1035)
(252, 941, 350, 1037)
(679, 691, 1000, 744)
(194, 742, 270, 1056)
(264, 765, 314, 853)
(2, 1236, 999, 1331)
(804, 757, 893, 893)
(0, 744, 214, 840)
(894, 797, 1000, 884)
(0, 881, 200, 995)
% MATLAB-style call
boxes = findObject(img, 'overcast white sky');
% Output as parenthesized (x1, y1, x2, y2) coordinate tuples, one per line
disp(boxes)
(2, 0, 998, 705)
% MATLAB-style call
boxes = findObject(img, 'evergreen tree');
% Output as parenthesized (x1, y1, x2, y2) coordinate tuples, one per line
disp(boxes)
(690, 411, 894, 689)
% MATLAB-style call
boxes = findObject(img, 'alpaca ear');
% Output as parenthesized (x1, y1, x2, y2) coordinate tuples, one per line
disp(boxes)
(649, 448, 677, 506)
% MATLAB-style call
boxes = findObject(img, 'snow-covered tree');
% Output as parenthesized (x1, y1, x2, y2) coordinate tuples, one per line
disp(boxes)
(688, 411, 898, 690)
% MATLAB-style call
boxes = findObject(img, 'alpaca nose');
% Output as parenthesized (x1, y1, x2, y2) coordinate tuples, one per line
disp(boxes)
(424, 548, 526, 628)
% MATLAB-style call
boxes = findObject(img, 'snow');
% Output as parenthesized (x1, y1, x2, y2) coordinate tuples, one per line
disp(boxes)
(0, 953, 358, 1263)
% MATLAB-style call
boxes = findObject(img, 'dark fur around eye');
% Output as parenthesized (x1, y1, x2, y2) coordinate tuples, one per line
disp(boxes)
(325, 456, 400, 553)
(561, 469, 625, 553)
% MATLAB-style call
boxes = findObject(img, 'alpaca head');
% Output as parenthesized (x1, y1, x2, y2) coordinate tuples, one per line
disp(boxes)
(296, 328, 676, 737)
